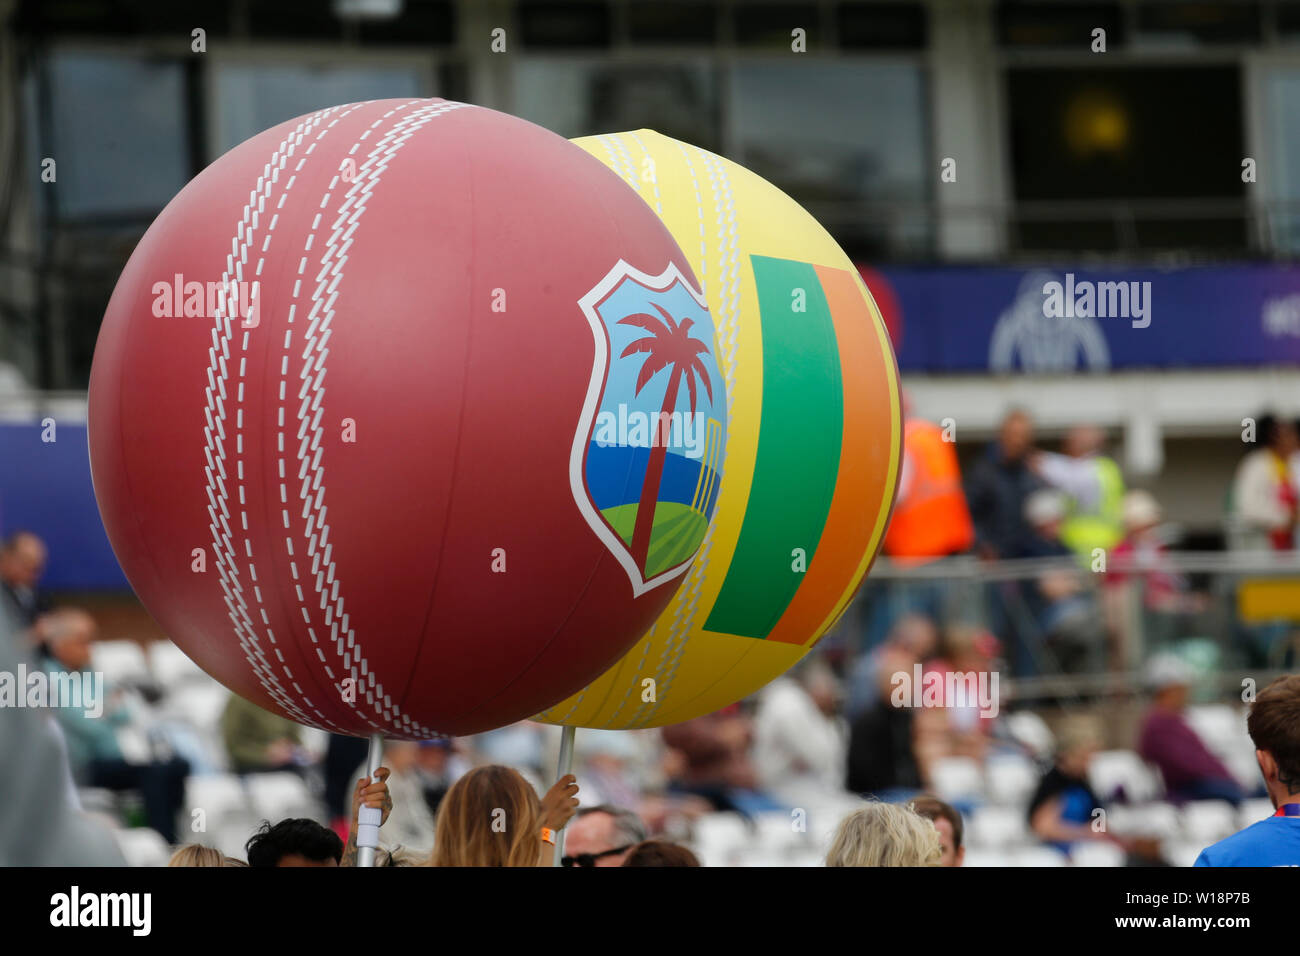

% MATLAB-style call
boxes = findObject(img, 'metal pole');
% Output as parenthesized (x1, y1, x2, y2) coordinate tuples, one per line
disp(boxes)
(552, 725, 576, 866)
(356, 732, 384, 867)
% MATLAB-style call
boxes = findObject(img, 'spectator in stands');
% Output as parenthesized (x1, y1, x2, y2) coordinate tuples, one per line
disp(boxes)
(1196, 675, 1300, 866)
(847, 642, 924, 800)
(661, 705, 779, 816)
(1027, 719, 1116, 859)
(825, 801, 942, 867)
(428, 766, 579, 867)
(753, 659, 848, 806)
(1030, 424, 1126, 562)
(247, 818, 344, 867)
(1107, 491, 1199, 613)
(1137, 654, 1243, 806)
(167, 844, 245, 867)
(965, 408, 1043, 562)
(846, 612, 938, 720)
(883, 394, 975, 565)
(220, 693, 305, 774)
(1230, 412, 1299, 551)
(414, 737, 469, 817)
(1105, 491, 1208, 658)
(913, 625, 1003, 776)
(909, 795, 965, 866)
(621, 840, 701, 866)
(562, 805, 647, 867)
(1028, 717, 1163, 863)
(966, 409, 1047, 676)
(0, 530, 50, 629)
(40, 607, 189, 844)
(1020, 489, 1107, 673)
(349, 741, 436, 853)
(572, 729, 644, 811)
(324, 733, 370, 839)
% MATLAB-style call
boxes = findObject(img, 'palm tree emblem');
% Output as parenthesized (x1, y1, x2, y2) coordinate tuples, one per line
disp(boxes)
(618, 302, 714, 574)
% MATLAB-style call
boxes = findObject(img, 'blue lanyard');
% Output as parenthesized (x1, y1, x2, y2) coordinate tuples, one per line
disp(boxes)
(1275, 804, 1300, 817)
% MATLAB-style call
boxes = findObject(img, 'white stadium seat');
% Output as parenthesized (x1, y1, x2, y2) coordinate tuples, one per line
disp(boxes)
(1009, 845, 1069, 867)
(930, 756, 985, 802)
(1088, 750, 1162, 803)
(245, 771, 319, 822)
(163, 680, 233, 732)
(1107, 802, 1180, 839)
(91, 640, 151, 686)
(961, 848, 1012, 867)
(1185, 704, 1245, 751)
(1004, 711, 1056, 760)
(1162, 841, 1207, 868)
(1070, 840, 1126, 867)
(984, 752, 1040, 806)
(1239, 798, 1276, 829)
(1179, 800, 1238, 844)
(148, 640, 207, 687)
(184, 773, 248, 829)
(114, 827, 172, 867)
(692, 812, 750, 866)
(966, 805, 1029, 849)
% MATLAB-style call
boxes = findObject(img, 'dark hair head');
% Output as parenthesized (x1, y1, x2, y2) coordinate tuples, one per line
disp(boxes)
(908, 795, 964, 850)
(620, 840, 701, 867)
(1257, 413, 1280, 448)
(245, 818, 343, 867)
(1248, 675, 1300, 793)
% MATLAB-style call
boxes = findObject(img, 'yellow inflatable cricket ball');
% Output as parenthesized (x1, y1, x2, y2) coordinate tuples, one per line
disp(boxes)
(536, 130, 902, 729)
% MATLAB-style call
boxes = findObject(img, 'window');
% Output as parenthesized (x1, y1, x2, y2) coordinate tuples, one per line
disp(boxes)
(512, 58, 719, 148)
(212, 60, 429, 156)
(732, 61, 930, 257)
(36, 51, 191, 221)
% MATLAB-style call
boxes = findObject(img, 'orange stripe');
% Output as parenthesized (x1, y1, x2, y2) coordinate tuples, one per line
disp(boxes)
(766, 265, 893, 645)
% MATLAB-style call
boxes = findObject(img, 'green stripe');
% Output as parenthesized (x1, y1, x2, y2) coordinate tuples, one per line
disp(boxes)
(704, 256, 843, 639)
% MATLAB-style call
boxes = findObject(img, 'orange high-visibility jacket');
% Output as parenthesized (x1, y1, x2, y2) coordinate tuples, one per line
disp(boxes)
(883, 419, 975, 562)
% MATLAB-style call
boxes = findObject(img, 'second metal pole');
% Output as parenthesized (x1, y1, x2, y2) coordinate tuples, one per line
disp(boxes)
(553, 725, 576, 866)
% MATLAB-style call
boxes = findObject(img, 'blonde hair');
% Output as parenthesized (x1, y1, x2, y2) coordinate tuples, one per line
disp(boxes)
(427, 766, 543, 867)
(167, 844, 246, 867)
(826, 802, 943, 867)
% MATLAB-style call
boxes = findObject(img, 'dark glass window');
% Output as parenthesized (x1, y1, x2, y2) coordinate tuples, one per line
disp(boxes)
(1134, 1, 1260, 46)
(519, 1, 612, 48)
(628, 1, 719, 44)
(733, 2, 820, 47)
(1007, 66, 1245, 253)
(837, 2, 927, 50)
(997, 2, 1124, 48)
(512, 59, 719, 149)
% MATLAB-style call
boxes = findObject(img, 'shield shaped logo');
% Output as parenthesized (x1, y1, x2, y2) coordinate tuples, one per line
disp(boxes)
(571, 260, 728, 596)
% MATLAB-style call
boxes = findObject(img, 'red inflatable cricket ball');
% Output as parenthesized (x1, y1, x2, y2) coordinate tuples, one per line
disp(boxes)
(88, 99, 725, 738)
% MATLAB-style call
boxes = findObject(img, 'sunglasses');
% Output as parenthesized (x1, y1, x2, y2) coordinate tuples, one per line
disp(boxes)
(561, 844, 633, 867)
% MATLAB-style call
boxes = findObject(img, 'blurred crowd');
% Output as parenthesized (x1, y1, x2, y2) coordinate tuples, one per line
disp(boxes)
(3, 400, 1300, 867)
(869, 401, 1300, 677)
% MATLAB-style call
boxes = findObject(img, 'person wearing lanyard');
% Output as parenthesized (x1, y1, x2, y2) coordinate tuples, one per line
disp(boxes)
(1196, 675, 1300, 866)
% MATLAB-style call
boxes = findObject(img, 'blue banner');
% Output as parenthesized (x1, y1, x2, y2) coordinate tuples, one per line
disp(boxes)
(0, 424, 127, 591)
(860, 265, 1300, 373)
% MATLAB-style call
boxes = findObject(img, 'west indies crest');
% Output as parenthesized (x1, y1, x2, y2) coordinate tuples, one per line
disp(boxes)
(571, 260, 728, 596)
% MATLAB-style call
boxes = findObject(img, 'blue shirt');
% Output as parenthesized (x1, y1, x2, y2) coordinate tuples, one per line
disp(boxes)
(1195, 813, 1300, 867)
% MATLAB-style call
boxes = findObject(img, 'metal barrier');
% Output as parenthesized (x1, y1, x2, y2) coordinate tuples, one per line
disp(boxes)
(844, 550, 1300, 703)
